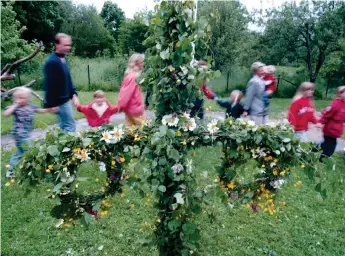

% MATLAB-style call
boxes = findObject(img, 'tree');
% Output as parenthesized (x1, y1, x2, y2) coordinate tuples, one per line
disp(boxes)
(198, 1, 249, 91)
(0, 2, 34, 66)
(100, 1, 125, 41)
(117, 19, 148, 55)
(62, 5, 116, 57)
(12, 1, 68, 47)
(261, 0, 345, 82)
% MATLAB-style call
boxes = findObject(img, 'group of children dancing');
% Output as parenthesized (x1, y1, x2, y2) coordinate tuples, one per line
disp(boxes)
(4, 63, 345, 178)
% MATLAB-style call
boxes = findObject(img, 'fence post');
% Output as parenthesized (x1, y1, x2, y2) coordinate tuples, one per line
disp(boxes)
(87, 64, 91, 88)
(276, 75, 280, 93)
(17, 66, 22, 86)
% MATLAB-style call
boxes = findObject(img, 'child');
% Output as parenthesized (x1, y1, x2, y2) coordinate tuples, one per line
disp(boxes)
(319, 86, 345, 158)
(262, 65, 277, 107)
(190, 60, 217, 119)
(75, 90, 119, 127)
(216, 90, 244, 119)
(287, 82, 319, 142)
(4, 87, 58, 178)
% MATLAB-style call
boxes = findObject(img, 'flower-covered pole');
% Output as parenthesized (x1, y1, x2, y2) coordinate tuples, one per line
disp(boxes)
(143, 1, 219, 254)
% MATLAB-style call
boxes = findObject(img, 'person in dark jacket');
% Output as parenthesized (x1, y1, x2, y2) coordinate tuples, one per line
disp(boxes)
(43, 33, 79, 132)
(215, 90, 244, 119)
(319, 86, 345, 158)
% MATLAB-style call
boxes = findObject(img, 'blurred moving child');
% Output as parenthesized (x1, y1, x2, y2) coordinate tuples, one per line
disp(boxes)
(215, 90, 244, 119)
(4, 87, 58, 178)
(287, 82, 319, 142)
(262, 65, 277, 107)
(74, 90, 119, 127)
(319, 86, 345, 158)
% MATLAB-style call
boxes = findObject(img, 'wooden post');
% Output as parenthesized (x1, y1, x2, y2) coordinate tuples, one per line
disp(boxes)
(325, 78, 330, 98)
(87, 64, 91, 87)
(226, 70, 230, 93)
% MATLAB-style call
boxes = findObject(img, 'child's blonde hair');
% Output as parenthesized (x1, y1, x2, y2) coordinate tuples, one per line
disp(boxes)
(125, 53, 145, 76)
(93, 90, 105, 98)
(264, 65, 276, 74)
(336, 85, 345, 97)
(292, 82, 315, 101)
(230, 90, 243, 103)
(13, 87, 32, 100)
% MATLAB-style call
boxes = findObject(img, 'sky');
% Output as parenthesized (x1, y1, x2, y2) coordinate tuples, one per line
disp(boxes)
(72, 0, 301, 19)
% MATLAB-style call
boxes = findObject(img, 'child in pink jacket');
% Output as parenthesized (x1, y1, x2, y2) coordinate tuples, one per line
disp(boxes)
(118, 54, 145, 127)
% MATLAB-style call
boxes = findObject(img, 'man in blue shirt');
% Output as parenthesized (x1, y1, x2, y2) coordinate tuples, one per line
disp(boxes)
(43, 33, 79, 132)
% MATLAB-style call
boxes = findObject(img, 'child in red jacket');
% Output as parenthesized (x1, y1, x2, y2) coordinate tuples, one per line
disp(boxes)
(288, 82, 319, 142)
(262, 65, 277, 107)
(75, 90, 119, 127)
(319, 86, 345, 158)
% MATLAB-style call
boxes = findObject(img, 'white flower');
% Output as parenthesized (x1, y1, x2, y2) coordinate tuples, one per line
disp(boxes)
(162, 114, 179, 127)
(182, 117, 197, 132)
(145, 119, 153, 126)
(258, 168, 266, 174)
(111, 125, 124, 143)
(80, 149, 90, 162)
(270, 179, 285, 189)
(186, 159, 193, 174)
(101, 130, 112, 143)
(207, 119, 219, 134)
(228, 202, 235, 209)
(247, 120, 256, 127)
(270, 162, 277, 168)
(172, 163, 184, 174)
(182, 112, 190, 119)
(98, 162, 106, 172)
(55, 219, 64, 228)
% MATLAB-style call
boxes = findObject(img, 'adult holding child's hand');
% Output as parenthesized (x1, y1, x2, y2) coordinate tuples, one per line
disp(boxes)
(118, 54, 146, 127)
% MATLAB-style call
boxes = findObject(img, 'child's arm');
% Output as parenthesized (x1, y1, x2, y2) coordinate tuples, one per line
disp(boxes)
(109, 105, 119, 115)
(3, 103, 19, 116)
(75, 104, 88, 113)
(36, 107, 59, 113)
(320, 101, 337, 125)
(201, 84, 217, 99)
(216, 100, 231, 108)
(287, 101, 298, 127)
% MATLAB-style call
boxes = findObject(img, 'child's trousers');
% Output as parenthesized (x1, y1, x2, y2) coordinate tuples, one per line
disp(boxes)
(9, 139, 29, 171)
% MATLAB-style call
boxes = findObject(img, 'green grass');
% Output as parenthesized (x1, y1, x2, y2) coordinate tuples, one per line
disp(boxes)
(1, 91, 119, 135)
(1, 148, 345, 255)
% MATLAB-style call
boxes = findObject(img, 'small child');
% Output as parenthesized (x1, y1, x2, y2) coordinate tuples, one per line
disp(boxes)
(4, 87, 58, 178)
(216, 90, 244, 119)
(262, 65, 277, 107)
(319, 86, 345, 158)
(287, 82, 319, 142)
(75, 90, 119, 127)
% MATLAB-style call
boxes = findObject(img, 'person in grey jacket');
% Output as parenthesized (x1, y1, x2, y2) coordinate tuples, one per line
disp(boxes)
(243, 62, 268, 125)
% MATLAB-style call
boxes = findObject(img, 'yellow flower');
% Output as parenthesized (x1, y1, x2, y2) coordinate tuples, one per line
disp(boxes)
(112, 161, 115, 165)
(280, 171, 286, 176)
(105, 182, 109, 187)
(139, 127, 143, 132)
(47, 189, 51, 192)
(273, 170, 278, 176)
(160, 89, 163, 93)
(100, 211, 108, 216)
(139, 228, 143, 232)
(134, 134, 141, 141)
(120, 193, 126, 199)
(145, 198, 151, 205)
(146, 193, 150, 197)
(229, 120, 233, 125)
(169, 67, 175, 72)
(281, 201, 286, 206)
(273, 159, 278, 163)
(130, 204, 135, 209)
(90, 141, 94, 146)
(301, 164, 305, 168)
(73, 148, 81, 153)
(10, 179, 15, 183)
(227, 182, 236, 190)
(5, 182, 10, 187)
(191, 141, 195, 146)
(177, 79, 181, 84)
(120, 157, 125, 163)
(182, 139, 187, 146)
(46, 169, 51, 173)
(5, 164, 10, 168)
(176, 130, 182, 137)
(52, 195, 56, 199)
(260, 184, 266, 190)
(95, 178, 100, 182)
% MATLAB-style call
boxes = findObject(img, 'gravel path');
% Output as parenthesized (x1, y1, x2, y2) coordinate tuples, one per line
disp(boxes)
(1, 111, 344, 153)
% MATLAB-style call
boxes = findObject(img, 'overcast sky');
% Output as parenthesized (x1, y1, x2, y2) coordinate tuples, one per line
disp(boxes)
(72, 0, 299, 19)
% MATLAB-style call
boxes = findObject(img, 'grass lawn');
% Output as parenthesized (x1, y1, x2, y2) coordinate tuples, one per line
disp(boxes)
(1, 91, 119, 135)
(1, 147, 344, 256)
